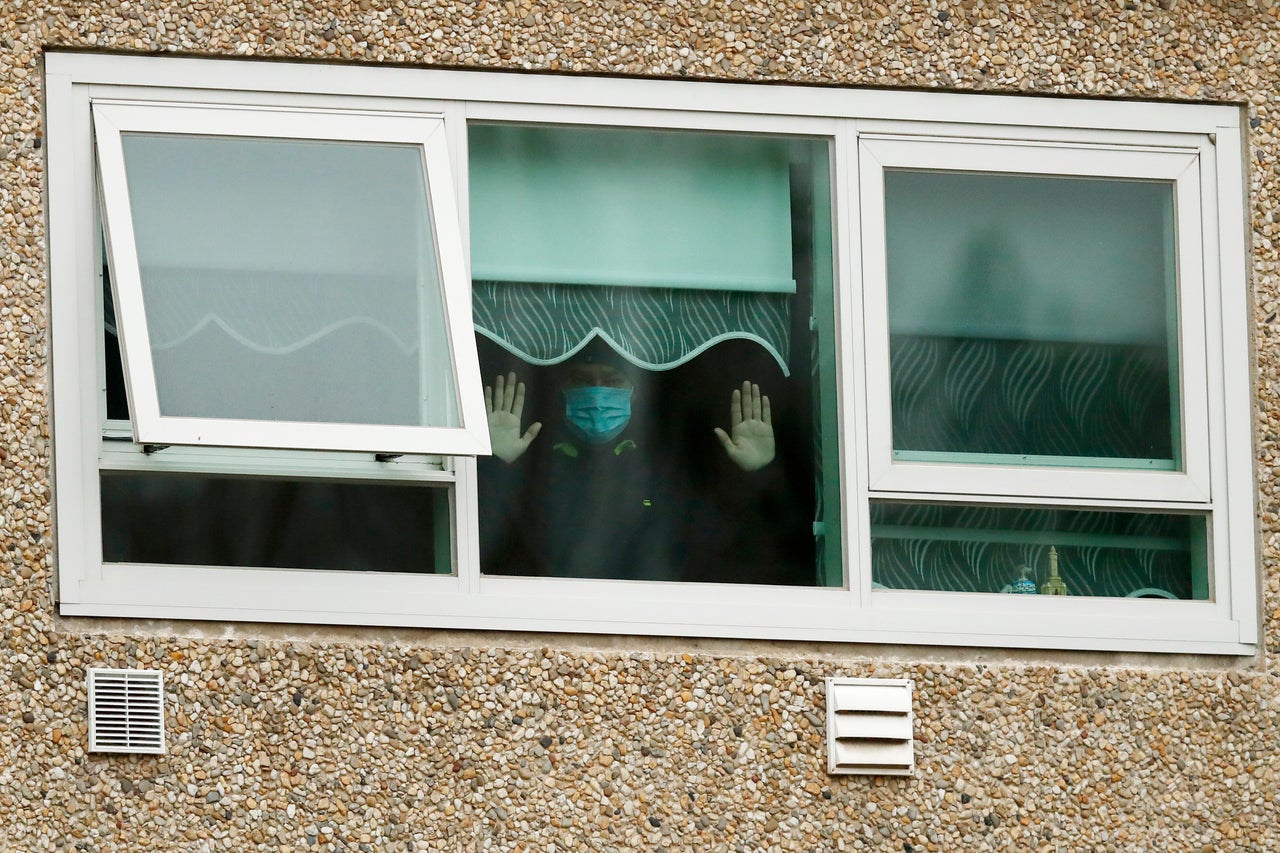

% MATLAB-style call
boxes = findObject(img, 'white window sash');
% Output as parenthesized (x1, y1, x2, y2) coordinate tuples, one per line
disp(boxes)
(857, 133, 1212, 503)
(93, 100, 490, 456)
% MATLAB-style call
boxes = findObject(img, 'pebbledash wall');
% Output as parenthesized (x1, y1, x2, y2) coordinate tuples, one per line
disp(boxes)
(2, 1, 1280, 851)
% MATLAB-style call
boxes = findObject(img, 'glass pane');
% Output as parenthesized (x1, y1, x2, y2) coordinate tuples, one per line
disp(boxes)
(885, 171, 1178, 469)
(472, 129, 839, 586)
(118, 134, 456, 428)
(871, 501, 1208, 599)
(101, 473, 450, 573)
(469, 124, 795, 292)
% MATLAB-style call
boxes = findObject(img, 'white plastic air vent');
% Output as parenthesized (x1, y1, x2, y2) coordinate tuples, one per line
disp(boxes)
(825, 677, 914, 776)
(87, 668, 166, 754)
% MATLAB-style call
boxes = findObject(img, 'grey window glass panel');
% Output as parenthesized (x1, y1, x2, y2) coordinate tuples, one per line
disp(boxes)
(101, 473, 449, 574)
(884, 171, 1178, 466)
(870, 501, 1208, 599)
(118, 134, 456, 428)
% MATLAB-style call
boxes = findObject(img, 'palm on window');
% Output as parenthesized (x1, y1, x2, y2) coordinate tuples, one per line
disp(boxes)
(484, 371, 542, 463)
(714, 381, 775, 472)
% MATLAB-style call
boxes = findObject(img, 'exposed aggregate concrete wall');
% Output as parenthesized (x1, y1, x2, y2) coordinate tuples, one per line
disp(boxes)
(1, 0, 1279, 850)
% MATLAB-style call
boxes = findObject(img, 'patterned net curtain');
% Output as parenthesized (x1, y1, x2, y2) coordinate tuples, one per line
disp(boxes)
(472, 281, 792, 375)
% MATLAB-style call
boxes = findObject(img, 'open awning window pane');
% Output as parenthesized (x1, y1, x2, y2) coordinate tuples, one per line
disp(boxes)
(94, 101, 489, 455)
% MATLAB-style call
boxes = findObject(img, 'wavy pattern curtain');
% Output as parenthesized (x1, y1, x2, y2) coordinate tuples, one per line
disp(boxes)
(472, 280, 793, 375)
(890, 335, 1173, 460)
(871, 502, 1198, 598)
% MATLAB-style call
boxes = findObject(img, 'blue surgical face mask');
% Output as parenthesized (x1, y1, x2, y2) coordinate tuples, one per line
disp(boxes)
(563, 386, 633, 445)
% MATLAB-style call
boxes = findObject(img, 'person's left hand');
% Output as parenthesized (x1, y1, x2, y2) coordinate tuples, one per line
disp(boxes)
(714, 381, 775, 472)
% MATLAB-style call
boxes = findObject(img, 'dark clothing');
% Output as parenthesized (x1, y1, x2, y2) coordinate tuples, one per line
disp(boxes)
(478, 429, 811, 584)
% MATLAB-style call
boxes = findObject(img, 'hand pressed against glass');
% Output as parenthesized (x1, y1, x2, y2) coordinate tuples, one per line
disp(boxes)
(484, 371, 542, 463)
(484, 367, 774, 470)
(714, 381, 775, 472)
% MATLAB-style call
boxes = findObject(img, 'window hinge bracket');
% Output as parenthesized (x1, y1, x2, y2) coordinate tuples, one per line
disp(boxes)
(375, 453, 403, 463)
(141, 444, 170, 455)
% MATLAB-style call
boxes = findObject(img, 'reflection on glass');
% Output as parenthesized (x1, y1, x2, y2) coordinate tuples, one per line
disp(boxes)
(101, 474, 450, 573)
(870, 501, 1208, 599)
(102, 250, 129, 422)
(470, 127, 839, 586)
(118, 134, 455, 427)
(885, 171, 1179, 469)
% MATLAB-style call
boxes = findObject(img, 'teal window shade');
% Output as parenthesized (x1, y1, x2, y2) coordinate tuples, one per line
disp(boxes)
(884, 171, 1179, 468)
(468, 125, 796, 294)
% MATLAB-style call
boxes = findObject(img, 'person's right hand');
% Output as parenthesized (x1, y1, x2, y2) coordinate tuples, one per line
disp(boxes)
(485, 372, 542, 463)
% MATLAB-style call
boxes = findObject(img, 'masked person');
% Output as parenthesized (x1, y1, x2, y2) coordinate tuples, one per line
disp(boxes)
(476, 344, 788, 582)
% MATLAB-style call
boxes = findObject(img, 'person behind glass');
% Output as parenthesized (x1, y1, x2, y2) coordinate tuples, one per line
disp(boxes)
(477, 345, 781, 582)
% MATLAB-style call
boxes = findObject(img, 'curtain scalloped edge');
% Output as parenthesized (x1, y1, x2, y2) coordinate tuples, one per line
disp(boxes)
(475, 326, 791, 378)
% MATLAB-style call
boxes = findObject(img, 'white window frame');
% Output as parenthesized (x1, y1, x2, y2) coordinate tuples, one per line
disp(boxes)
(859, 132, 1212, 504)
(46, 52, 1257, 655)
(93, 99, 490, 456)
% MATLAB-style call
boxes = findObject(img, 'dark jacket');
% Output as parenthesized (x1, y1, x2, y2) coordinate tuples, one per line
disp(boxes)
(477, 427, 809, 584)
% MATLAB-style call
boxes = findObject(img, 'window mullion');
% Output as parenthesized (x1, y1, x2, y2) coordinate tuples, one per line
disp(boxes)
(835, 117, 870, 606)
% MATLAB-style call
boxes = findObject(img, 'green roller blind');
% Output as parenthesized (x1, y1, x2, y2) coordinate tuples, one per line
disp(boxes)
(468, 124, 797, 294)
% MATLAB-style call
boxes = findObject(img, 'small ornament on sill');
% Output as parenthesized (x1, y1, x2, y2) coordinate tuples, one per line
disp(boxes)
(1008, 565, 1038, 594)
(1040, 545, 1069, 596)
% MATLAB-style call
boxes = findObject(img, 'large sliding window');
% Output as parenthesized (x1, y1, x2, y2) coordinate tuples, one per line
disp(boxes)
(47, 53, 1256, 653)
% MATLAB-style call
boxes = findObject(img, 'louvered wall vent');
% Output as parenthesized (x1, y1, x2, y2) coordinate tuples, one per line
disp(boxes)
(87, 668, 166, 754)
(825, 677, 914, 776)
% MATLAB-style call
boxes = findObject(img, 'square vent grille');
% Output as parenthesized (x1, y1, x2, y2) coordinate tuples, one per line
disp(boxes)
(825, 676, 914, 776)
(88, 668, 166, 754)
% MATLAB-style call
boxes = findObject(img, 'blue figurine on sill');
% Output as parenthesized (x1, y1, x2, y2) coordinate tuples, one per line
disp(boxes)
(1009, 565, 1038, 594)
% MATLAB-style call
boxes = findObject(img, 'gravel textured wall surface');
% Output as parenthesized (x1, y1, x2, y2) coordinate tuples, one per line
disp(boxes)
(2, 0, 1280, 850)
